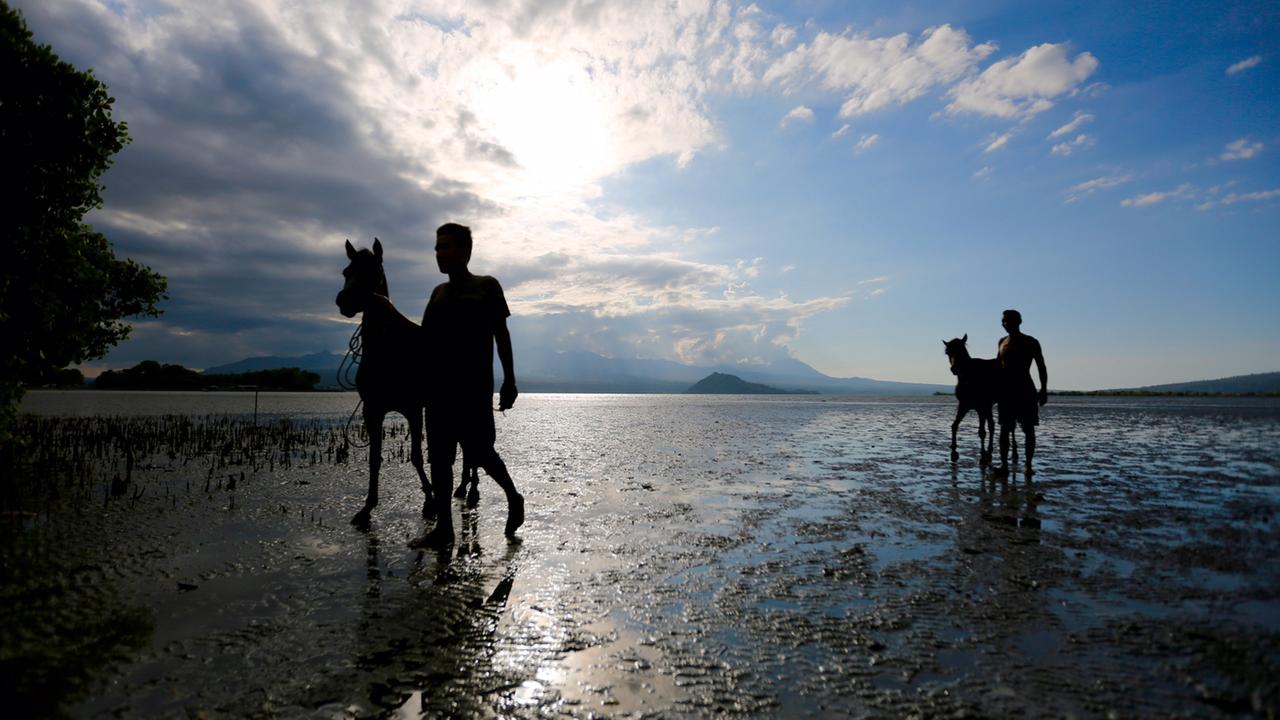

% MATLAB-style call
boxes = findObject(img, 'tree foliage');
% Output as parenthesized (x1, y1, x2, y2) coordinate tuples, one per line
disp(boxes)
(0, 2, 167, 438)
(95, 362, 321, 391)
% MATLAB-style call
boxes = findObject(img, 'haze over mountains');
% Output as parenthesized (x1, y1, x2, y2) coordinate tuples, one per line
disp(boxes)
(202, 350, 952, 395)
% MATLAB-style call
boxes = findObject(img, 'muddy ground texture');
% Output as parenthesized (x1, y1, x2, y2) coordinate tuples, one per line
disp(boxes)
(2, 396, 1278, 718)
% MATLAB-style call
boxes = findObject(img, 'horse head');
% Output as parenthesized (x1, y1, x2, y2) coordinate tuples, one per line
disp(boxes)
(943, 334, 969, 375)
(336, 238, 387, 318)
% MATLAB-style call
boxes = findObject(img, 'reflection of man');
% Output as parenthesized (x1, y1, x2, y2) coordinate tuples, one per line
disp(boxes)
(995, 309, 1048, 476)
(409, 222, 524, 549)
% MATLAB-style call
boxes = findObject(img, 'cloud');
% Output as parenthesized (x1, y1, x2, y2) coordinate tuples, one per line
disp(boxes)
(1047, 111, 1094, 139)
(780, 105, 815, 128)
(1064, 174, 1131, 203)
(1050, 133, 1095, 156)
(946, 43, 1099, 118)
(1120, 183, 1192, 208)
(1196, 187, 1280, 211)
(984, 132, 1013, 153)
(858, 276, 888, 285)
(1226, 55, 1262, 76)
(973, 165, 992, 180)
(831, 123, 851, 139)
(854, 133, 880, 152)
(13, 0, 864, 370)
(12, 1, 1106, 371)
(764, 24, 996, 118)
(1220, 138, 1263, 161)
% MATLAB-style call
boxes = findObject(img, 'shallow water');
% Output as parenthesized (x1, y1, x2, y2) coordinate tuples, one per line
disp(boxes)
(5, 392, 1279, 717)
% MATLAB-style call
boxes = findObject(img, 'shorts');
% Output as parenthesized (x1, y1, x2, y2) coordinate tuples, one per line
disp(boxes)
(426, 394, 496, 467)
(998, 385, 1039, 428)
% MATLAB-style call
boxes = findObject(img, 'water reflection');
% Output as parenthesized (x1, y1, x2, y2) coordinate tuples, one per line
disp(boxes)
(344, 513, 523, 717)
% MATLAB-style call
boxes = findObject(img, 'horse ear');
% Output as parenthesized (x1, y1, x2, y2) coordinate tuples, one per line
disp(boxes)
(373, 237, 383, 259)
(345, 239, 357, 259)
(962, 333, 968, 344)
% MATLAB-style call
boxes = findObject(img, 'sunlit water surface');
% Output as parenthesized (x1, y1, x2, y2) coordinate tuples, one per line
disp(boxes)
(11, 391, 1280, 718)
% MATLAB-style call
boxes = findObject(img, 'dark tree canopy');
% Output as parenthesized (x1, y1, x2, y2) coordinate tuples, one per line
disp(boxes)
(95, 362, 321, 391)
(0, 2, 167, 438)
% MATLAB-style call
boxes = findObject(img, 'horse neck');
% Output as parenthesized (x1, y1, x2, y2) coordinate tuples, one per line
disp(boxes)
(357, 284, 392, 346)
(951, 348, 973, 374)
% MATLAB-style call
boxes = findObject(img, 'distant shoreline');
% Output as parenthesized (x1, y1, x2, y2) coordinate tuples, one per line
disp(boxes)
(933, 390, 1280, 398)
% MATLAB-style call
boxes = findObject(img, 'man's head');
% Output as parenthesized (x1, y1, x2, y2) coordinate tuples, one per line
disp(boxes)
(1002, 309, 1022, 333)
(435, 222, 472, 274)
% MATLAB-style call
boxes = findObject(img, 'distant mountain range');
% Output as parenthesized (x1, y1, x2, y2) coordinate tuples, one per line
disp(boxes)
(1109, 371, 1280, 395)
(195, 354, 1280, 395)
(202, 350, 952, 395)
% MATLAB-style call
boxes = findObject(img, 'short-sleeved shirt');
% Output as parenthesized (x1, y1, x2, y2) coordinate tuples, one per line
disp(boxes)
(421, 274, 510, 399)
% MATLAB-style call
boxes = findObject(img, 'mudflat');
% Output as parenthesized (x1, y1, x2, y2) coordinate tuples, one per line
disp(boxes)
(3, 394, 1278, 717)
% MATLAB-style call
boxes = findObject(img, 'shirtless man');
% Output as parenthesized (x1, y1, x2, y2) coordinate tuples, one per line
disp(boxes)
(995, 309, 1048, 476)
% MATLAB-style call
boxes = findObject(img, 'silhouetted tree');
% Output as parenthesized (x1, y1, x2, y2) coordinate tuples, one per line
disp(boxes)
(0, 2, 166, 441)
(95, 361, 202, 390)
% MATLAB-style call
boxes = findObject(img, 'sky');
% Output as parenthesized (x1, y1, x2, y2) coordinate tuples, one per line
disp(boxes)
(15, 0, 1280, 390)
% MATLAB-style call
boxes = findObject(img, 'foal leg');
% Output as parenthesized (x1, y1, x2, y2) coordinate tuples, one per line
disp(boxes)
(950, 405, 967, 462)
(978, 408, 990, 466)
(352, 409, 385, 527)
(408, 409, 434, 519)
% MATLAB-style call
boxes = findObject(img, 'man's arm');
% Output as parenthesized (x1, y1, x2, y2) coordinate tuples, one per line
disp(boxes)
(495, 317, 517, 410)
(1035, 340, 1048, 405)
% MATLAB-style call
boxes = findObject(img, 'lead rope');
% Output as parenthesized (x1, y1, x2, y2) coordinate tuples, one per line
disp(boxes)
(338, 323, 369, 449)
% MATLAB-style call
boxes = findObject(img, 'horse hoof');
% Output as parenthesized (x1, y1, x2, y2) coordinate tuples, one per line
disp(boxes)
(408, 527, 454, 549)
(453, 483, 468, 500)
(351, 509, 372, 529)
(421, 501, 436, 519)
(950, 450, 959, 462)
(505, 493, 525, 537)
(466, 487, 480, 508)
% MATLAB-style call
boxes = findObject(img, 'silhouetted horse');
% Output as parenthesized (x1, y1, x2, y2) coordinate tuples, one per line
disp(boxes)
(944, 335, 1014, 466)
(337, 238, 433, 527)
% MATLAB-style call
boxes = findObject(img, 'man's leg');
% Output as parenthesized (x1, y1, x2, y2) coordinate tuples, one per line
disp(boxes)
(1023, 423, 1036, 474)
(410, 436, 457, 548)
(996, 422, 1012, 475)
(472, 447, 524, 537)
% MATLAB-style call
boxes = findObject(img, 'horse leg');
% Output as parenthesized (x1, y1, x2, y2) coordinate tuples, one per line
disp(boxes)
(978, 407, 990, 466)
(408, 408, 434, 519)
(453, 458, 471, 499)
(352, 409, 385, 527)
(465, 463, 480, 508)
(950, 405, 966, 462)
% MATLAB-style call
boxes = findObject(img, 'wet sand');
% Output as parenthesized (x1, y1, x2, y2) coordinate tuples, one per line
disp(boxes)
(3, 395, 1278, 717)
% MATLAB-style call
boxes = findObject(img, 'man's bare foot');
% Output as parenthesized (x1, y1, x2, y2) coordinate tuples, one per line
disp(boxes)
(991, 464, 1009, 478)
(505, 493, 525, 537)
(408, 526, 454, 549)
(1024, 463, 1034, 477)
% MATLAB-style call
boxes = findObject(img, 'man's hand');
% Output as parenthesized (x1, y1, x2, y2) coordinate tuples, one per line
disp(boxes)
(1038, 388, 1048, 407)
(499, 380, 518, 411)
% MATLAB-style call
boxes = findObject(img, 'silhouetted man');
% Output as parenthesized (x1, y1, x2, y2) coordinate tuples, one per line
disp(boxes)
(995, 309, 1048, 476)
(409, 223, 524, 548)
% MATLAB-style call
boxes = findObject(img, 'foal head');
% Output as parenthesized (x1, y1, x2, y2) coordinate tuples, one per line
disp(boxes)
(943, 334, 970, 375)
(336, 238, 388, 318)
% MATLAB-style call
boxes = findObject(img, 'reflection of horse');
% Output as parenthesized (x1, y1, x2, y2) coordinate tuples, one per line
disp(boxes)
(336, 238, 432, 527)
(944, 335, 1014, 465)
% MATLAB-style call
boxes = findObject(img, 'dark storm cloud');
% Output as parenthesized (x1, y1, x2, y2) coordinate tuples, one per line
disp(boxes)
(14, 1, 491, 368)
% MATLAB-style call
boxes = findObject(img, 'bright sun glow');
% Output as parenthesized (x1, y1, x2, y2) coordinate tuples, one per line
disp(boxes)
(475, 58, 615, 199)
